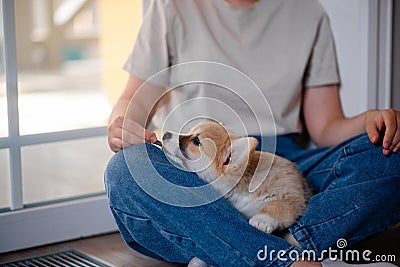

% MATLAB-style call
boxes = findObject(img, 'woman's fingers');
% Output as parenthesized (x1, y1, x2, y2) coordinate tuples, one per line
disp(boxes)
(122, 118, 156, 143)
(366, 122, 380, 144)
(122, 127, 147, 146)
(387, 113, 400, 153)
(108, 119, 124, 152)
(365, 109, 400, 155)
(381, 109, 397, 151)
(109, 137, 123, 152)
(365, 111, 382, 144)
(107, 115, 157, 152)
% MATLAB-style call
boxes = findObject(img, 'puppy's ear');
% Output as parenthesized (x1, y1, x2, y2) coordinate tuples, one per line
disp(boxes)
(227, 137, 258, 168)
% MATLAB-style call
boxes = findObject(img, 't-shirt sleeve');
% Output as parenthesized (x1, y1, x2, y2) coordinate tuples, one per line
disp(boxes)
(303, 13, 341, 88)
(123, 0, 173, 85)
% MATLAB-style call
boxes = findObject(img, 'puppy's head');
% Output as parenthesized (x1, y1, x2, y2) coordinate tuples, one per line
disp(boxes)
(162, 121, 258, 181)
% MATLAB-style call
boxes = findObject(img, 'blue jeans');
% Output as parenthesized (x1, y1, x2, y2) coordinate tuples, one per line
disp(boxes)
(104, 133, 400, 267)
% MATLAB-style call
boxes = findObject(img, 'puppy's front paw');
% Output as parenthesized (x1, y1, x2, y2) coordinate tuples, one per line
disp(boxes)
(249, 214, 279, 234)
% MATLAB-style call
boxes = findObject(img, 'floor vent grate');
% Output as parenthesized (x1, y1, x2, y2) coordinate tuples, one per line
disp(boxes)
(1, 250, 113, 267)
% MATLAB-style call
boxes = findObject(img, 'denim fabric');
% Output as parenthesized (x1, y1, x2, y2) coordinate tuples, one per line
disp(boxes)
(104, 133, 400, 267)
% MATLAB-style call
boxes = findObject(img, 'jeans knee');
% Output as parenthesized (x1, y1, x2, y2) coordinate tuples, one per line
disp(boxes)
(104, 144, 152, 188)
(104, 144, 165, 201)
(339, 134, 400, 180)
(104, 149, 128, 196)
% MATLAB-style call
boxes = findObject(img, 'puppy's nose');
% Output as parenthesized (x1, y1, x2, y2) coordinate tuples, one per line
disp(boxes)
(163, 132, 172, 140)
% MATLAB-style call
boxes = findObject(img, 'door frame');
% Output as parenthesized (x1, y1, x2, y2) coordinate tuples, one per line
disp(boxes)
(392, 0, 400, 109)
(364, 0, 393, 110)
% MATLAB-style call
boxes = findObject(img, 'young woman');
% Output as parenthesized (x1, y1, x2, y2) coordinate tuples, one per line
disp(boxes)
(105, 1, 400, 266)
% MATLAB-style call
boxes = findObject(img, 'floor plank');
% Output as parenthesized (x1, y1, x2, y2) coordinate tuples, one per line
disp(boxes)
(0, 232, 185, 267)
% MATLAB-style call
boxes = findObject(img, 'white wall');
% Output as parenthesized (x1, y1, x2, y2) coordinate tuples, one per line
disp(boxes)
(319, 0, 369, 117)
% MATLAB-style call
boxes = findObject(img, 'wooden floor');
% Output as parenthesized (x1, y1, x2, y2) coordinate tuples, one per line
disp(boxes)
(0, 232, 185, 267)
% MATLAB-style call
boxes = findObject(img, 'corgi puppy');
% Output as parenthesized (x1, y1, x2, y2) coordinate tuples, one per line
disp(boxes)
(161, 121, 311, 234)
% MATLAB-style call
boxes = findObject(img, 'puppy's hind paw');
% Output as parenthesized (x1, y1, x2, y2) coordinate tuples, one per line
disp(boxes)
(249, 214, 279, 234)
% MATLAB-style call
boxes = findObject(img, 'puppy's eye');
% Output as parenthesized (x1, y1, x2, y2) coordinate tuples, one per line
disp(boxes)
(192, 136, 201, 146)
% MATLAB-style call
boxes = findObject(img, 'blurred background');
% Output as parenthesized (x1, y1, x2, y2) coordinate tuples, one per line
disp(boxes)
(0, 0, 143, 208)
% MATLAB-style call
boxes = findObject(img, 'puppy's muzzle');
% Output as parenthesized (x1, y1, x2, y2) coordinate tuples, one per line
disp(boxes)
(163, 132, 172, 141)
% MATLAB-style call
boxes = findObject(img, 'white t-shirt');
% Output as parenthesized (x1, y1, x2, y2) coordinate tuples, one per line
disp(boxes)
(124, 0, 340, 136)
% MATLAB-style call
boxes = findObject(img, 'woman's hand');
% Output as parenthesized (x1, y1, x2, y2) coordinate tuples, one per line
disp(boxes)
(107, 115, 157, 153)
(365, 108, 400, 155)
(303, 85, 400, 156)
(107, 75, 162, 152)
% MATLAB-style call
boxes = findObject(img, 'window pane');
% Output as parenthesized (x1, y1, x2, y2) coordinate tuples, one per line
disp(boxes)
(0, 3, 8, 138)
(14, 0, 111, 135)
(22, 136, 113, 205)
(0, 149, 10, 209)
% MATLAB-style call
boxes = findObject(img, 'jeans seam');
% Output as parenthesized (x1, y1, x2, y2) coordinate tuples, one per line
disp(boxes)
(333, 157, 342, 179)
(308, 168, 331, 176)
(290, 225, 318, 252)
(159, 228, 194, 244)
(342, 139, 375, 158)
(111, 205, 152, 221)
(324, 179, 338, 192)
(326, 158, 343, 191)
(343, 146, 349, 157)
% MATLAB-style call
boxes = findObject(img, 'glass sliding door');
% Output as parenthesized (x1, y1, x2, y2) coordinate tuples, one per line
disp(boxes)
(0, 0, 112, 211)
(0, 0, 145, 252)
(21, 137, 110, 205)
